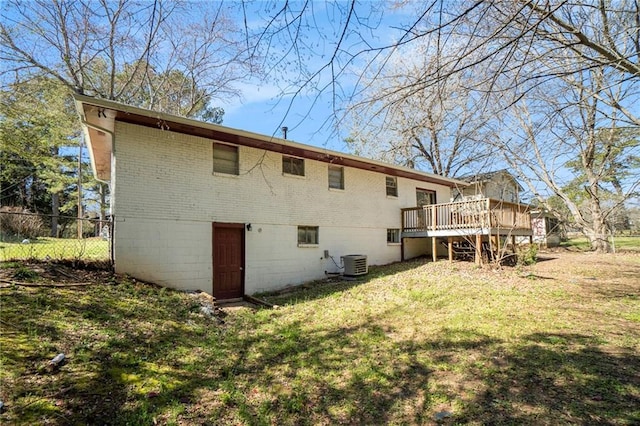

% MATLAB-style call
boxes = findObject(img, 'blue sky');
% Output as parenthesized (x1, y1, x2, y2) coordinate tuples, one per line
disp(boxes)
(222, 82, 343, 149)
(220, 1, 413, 153)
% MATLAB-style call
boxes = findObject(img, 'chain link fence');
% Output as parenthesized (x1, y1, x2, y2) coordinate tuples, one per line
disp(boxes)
(0, 209, 112, 264)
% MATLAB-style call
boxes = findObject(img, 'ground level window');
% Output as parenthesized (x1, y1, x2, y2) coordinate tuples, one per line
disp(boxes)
(386, 176, 398, 197)
(387, 228, 400, 243)
(298, 226, 318, 245)
(283, 156, 305, 176)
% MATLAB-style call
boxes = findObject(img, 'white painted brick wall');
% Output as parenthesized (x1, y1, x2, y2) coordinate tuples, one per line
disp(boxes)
(113, 122, 452, 294)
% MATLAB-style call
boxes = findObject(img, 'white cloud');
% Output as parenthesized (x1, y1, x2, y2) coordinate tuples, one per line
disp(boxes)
(222, 81, 289, 114)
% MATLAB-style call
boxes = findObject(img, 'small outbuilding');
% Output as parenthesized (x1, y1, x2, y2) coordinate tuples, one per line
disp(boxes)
(530, 210, 563, 248)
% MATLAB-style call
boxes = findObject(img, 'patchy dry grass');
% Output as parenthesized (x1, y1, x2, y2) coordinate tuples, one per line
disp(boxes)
(1, 252, 639, 425)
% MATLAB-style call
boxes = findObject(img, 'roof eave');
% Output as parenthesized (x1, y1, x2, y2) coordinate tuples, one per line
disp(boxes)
(73, 94, 468, 188)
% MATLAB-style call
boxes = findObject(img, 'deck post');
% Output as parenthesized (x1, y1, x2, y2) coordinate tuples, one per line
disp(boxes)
(488, 232, 495, 263)
(448, 236, 453, 262)
(431, 206, 437, 231)
(511, 234, 516, 250)
(475, 234, 482, 265)
(432, 237, 437, 262)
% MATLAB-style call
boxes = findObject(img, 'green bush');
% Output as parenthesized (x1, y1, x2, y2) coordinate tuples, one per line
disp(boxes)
(517, 244, 538, 266)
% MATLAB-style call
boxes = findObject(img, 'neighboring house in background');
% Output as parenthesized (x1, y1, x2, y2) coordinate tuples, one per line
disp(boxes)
(531, 210, 563, 247)
(453, 169, 523, 204)
(74, 95, 468, 299)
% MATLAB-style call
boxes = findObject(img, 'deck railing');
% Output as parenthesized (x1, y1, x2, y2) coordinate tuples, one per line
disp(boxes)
(401, 198, 531, 233)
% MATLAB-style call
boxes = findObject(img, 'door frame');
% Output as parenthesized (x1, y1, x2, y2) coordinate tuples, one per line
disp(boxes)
(416, 188, 437, 206)
(211, 222, 245, 299)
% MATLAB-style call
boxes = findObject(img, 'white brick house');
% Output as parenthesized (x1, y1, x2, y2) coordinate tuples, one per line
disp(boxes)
(75, 95, 466, 299)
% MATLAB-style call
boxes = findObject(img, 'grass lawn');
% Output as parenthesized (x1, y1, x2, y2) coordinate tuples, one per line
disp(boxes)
(561, 236, 640, 252)
(0, 237, 109, 262)
(1, 252, 639, 425)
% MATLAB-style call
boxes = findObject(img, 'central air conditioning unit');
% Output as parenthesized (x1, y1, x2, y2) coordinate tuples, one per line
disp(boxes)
(342, 254, 368, 276)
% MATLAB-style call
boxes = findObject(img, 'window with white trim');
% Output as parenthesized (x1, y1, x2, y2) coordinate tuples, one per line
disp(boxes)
(328, 166, 344, 189)
(298, 226, 319, 245)
(386, 176, 398, 197)
(387, 228, 400, 243)
(213, 143, 239, 175)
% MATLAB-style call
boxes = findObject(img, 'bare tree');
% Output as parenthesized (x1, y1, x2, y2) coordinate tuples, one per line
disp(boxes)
(495, 64, 639, 253)
(343, 37, 496, 177)
(246, 1, 639, 252)
(243, 1, 638, 128)
(1, 0, 255, 118)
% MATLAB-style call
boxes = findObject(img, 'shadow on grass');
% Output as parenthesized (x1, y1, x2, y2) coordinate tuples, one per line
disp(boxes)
(2, 281, 639, 424)
(532, 255, 557, 263)
(455, 333, 640, 424)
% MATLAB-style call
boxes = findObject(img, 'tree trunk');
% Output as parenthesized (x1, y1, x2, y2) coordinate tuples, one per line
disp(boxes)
(77, 142, 82, 239)
(50, 192, 59, 238)
(99, 183, 107, 222)
(586, 196, 611, 253)
(99, 183, 107, 237)
(585, 227, 611, 253)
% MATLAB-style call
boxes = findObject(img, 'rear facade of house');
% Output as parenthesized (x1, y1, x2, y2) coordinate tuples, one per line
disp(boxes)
(76, 96, 463, 298)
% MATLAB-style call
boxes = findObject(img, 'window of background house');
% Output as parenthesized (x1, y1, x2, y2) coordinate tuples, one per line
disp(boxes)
(387, 228, 400, 244)
(213, 143, 239, 175)
(328, 166, 344, 189)
(502, 188, 516, 203)
(283, 156, 305, 176)
(386, 176, 398, 197)
(298, 226, 319, 245)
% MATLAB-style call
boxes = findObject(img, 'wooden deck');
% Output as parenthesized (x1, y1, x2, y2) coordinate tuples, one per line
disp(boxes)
(401, 198, 533, 265)
(401, 198, 532, 237)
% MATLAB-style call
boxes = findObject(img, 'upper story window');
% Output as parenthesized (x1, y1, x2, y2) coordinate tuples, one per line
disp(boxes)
(502, 187, 517, 203)
(212, 142, 239, 175)
(328, 166, 344, 189)
(283, 156, 305, 176)
(386, 176, 398, 197)
(416, 188, 436, 206)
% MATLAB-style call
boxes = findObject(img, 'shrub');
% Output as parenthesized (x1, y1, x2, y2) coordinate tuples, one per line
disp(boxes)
(0, 207, 45, 240)
(517, 244, 538, 266)
(13, 265, 39, 282)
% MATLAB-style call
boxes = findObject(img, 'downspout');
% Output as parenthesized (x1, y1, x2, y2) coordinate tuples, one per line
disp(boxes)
(80, 119, 116, 266)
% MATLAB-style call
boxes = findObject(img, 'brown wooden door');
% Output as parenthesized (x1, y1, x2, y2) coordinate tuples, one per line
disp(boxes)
(212, 223, 244, 300)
